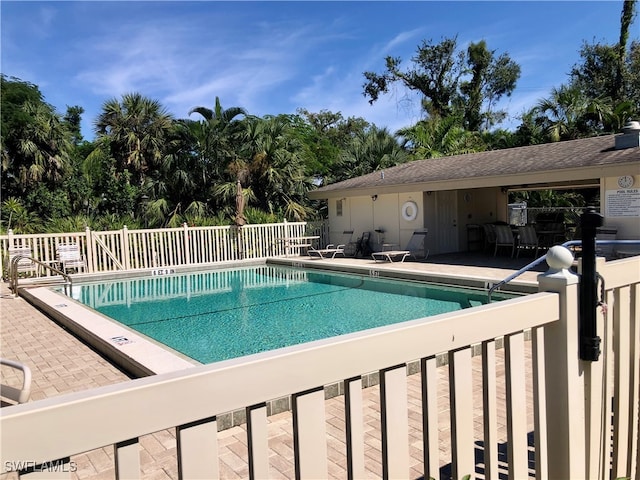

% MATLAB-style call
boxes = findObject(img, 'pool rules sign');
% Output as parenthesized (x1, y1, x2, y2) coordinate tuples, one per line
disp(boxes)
(606, 188, 640, 217)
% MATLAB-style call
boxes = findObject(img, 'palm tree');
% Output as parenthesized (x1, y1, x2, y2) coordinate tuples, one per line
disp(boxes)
(6, 101, 71, 192)
(536, 85, 592, 141)
(397, 116, 485, 159)
(188, 97, 247, 182)
(94, 93, 174, 186)
(336, 127, 409, 180)
(237, 115, 313, 221)
(187, 97, 247, 214)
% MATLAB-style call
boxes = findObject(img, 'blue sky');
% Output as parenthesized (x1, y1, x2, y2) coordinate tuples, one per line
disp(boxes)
(2, 1, 636, 140)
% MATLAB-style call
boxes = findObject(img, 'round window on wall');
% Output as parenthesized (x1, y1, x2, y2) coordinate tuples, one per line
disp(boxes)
(401, 201, 418, 221)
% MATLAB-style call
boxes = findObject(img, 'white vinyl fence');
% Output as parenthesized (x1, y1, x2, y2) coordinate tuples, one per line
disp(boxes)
(1, 222, 326, 277)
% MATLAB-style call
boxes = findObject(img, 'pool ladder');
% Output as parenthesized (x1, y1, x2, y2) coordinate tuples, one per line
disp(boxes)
(8, 255, 73, 296)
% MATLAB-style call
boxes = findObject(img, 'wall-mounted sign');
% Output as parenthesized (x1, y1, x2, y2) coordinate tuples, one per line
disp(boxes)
(606, 189, 640, 217)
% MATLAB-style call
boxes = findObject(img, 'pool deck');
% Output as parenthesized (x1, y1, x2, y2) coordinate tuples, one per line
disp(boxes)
(0, 253, 540, 479)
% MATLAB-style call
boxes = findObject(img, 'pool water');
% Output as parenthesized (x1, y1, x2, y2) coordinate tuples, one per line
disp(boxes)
(72, 266, 511, 363)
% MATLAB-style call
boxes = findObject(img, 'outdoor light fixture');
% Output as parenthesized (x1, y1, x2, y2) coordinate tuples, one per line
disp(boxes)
(371, 195, 378, 201)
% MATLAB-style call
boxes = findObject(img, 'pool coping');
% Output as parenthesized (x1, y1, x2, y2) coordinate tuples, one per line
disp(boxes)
(15, 258, 540, 429)
(17, 257, 537, 377)
(268, 257, 539, 294)
(20, 287, 199, 377)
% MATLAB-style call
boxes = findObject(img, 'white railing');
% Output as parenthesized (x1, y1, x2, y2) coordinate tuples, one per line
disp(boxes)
(1, 222, 311, 278)
(0, 252, 638, 479)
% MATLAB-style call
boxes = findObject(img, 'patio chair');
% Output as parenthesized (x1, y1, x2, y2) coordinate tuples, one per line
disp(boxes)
(494, 224, 516, 257)
(371, 229, 429, 263)
(56, 243, 87, 273)
(308, 230, 354, 259)
(354, 231, 374, 258)
(1, 358, 32, 405)
(516, 225, 540, 258)
(7, 246, 37, 278)
(482, 224, 497, 252)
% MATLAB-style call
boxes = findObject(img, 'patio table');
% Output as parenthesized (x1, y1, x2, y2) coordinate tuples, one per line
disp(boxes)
(277, 236, 320, 256)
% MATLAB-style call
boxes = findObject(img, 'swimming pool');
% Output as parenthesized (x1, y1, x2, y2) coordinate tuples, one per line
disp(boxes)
(70, 265, 513, 364)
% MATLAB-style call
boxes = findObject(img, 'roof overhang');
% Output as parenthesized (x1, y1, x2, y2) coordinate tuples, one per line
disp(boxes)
(309, 134, 640, 200)
(308, 161, 637, 200)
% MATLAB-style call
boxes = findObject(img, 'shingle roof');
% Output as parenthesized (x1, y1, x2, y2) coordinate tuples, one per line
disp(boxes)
(310, 134, 639, 197)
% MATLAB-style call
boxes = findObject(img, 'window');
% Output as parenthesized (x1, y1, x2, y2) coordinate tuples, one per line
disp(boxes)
(336, 199, 343, 217)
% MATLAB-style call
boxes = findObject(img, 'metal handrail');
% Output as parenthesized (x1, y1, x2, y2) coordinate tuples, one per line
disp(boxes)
(9, 255, 72, 295)
(488, 240, 640, 302)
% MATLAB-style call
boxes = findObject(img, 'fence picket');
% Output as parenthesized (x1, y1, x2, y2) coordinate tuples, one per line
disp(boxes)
(613, 286, 632, 477)
(482, 340, 499, 480)
(176, 417, 219, 480)
(114, 439, 140, 480)
(505, 331, 529, 479)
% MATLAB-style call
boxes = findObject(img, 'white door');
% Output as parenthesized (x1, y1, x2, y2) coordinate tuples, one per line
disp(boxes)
(436, 191, 459, 254)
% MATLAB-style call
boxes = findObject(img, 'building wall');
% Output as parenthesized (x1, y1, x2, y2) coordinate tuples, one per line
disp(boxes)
(601, 174, 640, 239)
(328, 188, 507, 254)
(327, 192, 425, 250)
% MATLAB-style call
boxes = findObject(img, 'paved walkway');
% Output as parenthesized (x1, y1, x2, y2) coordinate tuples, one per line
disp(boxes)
(0, 256, 538, 479)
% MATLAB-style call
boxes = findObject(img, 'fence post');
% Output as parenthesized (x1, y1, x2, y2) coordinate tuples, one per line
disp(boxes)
(121, 226, 130, 271)
(84, 227, 93, 274)
(183, 223, 191, 265)
(538, 246, 585, 479)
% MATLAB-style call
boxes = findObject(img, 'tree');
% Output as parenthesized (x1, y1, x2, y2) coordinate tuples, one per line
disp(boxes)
(63, 105, 85, 145)
(294, 109, 371, 184)
(362, 37, 520, 131)
(94, 93, 174, 187)
(567, 1, 639, 131)
(457, 41, 521, 131)
(337, 126, 409, 180)
(1, 75, 72, 201)
(397, 116, 485, 159)
(535, 85, 600, 141)
(363, 37, 462, 119)
(236, 115, 313, 221)
(187, 97, 247, 208)
(615, 0, 637, 103)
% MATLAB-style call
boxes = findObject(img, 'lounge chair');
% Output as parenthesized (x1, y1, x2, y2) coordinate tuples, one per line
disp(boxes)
(56, 243, 87, 273)
(1, 358, 32, 405)
(308, 230, 354, 259)
(371, 229, 429, 263)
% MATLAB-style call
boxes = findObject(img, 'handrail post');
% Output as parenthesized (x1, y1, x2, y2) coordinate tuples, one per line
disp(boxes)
(537, 246, 585, 479)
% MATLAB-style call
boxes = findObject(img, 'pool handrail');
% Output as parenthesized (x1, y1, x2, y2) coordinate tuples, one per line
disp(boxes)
(487, 240, 640, 302)
(9, 254, 73, 295)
